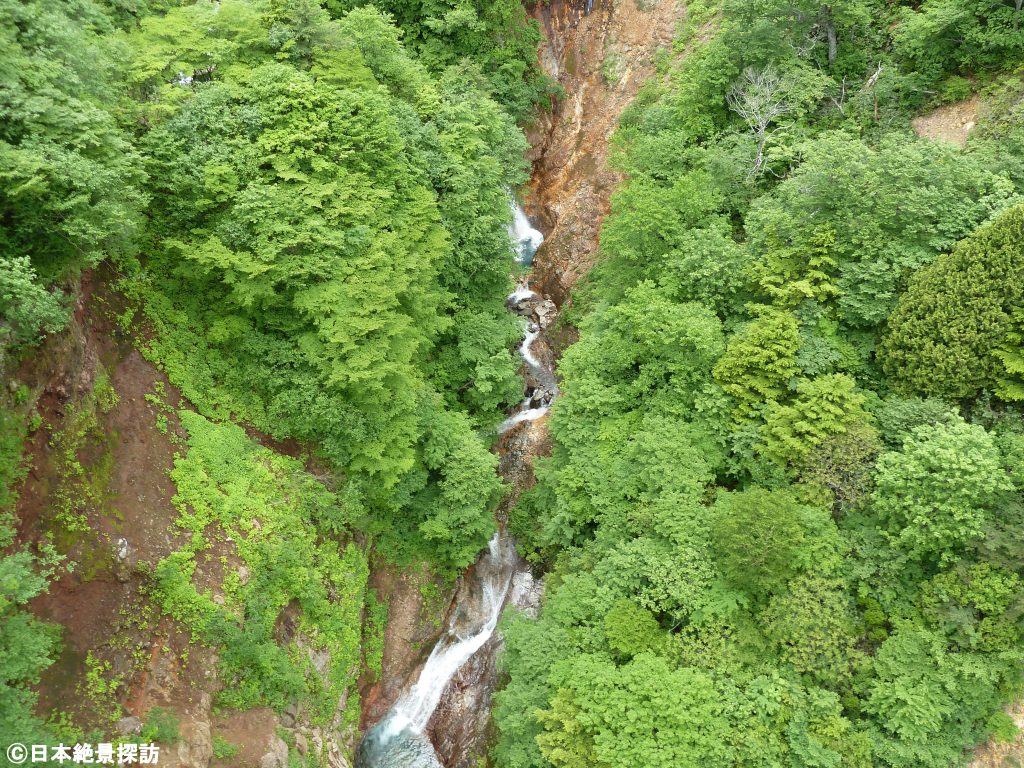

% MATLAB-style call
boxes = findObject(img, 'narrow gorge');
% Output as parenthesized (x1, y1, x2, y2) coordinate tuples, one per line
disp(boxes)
(354, 0, 688, 762)
(355, 203, 548, 768)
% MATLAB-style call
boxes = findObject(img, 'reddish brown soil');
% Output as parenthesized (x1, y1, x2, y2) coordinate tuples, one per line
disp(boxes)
(525, 0, 684, 305)
(211, 708, 279, 767)
(11, 268, 218, 741)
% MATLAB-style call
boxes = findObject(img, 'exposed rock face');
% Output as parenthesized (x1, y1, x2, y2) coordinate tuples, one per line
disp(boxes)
(359, 563, 451, 728)
(115, 716, 143, 737)
(169, 719, 213, 768)
(525, 0, 683, 306)
(157, 692, 215, 768)
(426, 633, 502, 768)
(912, 94, 979, 148)
(258, 736, 289, 768)
(508, 571, 544, 619)
(426, 569, 544, 768)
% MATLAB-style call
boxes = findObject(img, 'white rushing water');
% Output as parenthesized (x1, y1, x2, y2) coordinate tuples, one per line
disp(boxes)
(519, 326, 543, 369)
(357, 198, 548, 768)
(497, 403, 550, 435)
(508, 200, 544, 266)
(507, 283, 538, 304)
(498, 212, 552, 439)
(382, 534, 516, 738)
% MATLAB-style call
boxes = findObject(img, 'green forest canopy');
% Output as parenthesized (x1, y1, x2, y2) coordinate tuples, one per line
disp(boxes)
(2, 0, 1024, 764)
(498, 2, 1024, 768)
(0, 0, 544, 743)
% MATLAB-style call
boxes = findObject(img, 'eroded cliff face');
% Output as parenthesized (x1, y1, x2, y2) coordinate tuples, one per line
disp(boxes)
(525, 0, 684, 306)
(12, 272, 323, 768)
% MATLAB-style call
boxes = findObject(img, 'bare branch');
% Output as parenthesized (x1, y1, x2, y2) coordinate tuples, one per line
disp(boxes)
(727, 66, 791, 179)
(829, 75, 848, 115)
(865, 62, 883, 90)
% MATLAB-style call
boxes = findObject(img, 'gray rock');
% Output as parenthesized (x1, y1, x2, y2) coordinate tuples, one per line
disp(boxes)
(259, 736, 289, 768)
(327, 747, 351, 768)
(115, 716, 143, 737)
(175, 719, 213, 768)
(508, 571, 544, 619)
(356, 726, 440, 768)
(281, 699, 300, 727)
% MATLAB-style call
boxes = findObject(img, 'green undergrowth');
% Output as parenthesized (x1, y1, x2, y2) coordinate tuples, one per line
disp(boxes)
(0, 389, 63, 747)
(48, 370, 120, 543)
(362, 589, 388, 681)
(154, 411, 368, 725)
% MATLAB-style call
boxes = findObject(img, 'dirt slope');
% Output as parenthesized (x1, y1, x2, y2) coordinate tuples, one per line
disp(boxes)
(912, 95, 979, 147)
(12, 274, 332, 768)
(525, 0, 684, 305)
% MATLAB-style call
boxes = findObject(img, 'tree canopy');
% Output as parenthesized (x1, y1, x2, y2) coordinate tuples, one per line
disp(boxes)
(496, 2, 1024, 766)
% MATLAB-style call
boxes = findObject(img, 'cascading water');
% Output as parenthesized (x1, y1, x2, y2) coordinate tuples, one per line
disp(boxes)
(497, 314, 553, 435)
(358, 535, 517, 768)
(382, 535, 515, 738)
(508, 199, 544, 266)
(357, 200, 553, 768)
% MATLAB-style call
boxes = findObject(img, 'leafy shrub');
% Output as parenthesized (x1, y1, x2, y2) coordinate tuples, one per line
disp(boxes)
(141, 707, 180, 745)
(153, 413, 369, 720)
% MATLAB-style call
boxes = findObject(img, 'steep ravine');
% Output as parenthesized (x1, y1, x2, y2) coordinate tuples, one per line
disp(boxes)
(355, 0, 687, 765)
(356, 212, 553, 768)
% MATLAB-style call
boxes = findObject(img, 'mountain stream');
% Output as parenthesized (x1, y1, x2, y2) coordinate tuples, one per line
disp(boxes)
(356, 201, 553, 768)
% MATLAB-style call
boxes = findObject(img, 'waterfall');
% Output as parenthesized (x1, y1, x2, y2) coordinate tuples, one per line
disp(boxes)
(507, 284, 538, 304)
(497, 404, 550, 435)
(357, 200, 551, 768)
(357, 536, 519, 768)
(508, 200, 543, 266)
(381, 535, 515, 738)
(519, 326, 542, 369)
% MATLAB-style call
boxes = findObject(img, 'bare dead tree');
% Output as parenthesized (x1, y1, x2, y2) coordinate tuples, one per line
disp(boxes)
(830, 75, 848, 115)
(864, 62, 883, 89)
(822, 4, 838, 66)
(727, 66, 791, 180)
(790, 29, 823, 60)
(865, 62, 883, 123)
(786, 4, 838, 66)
